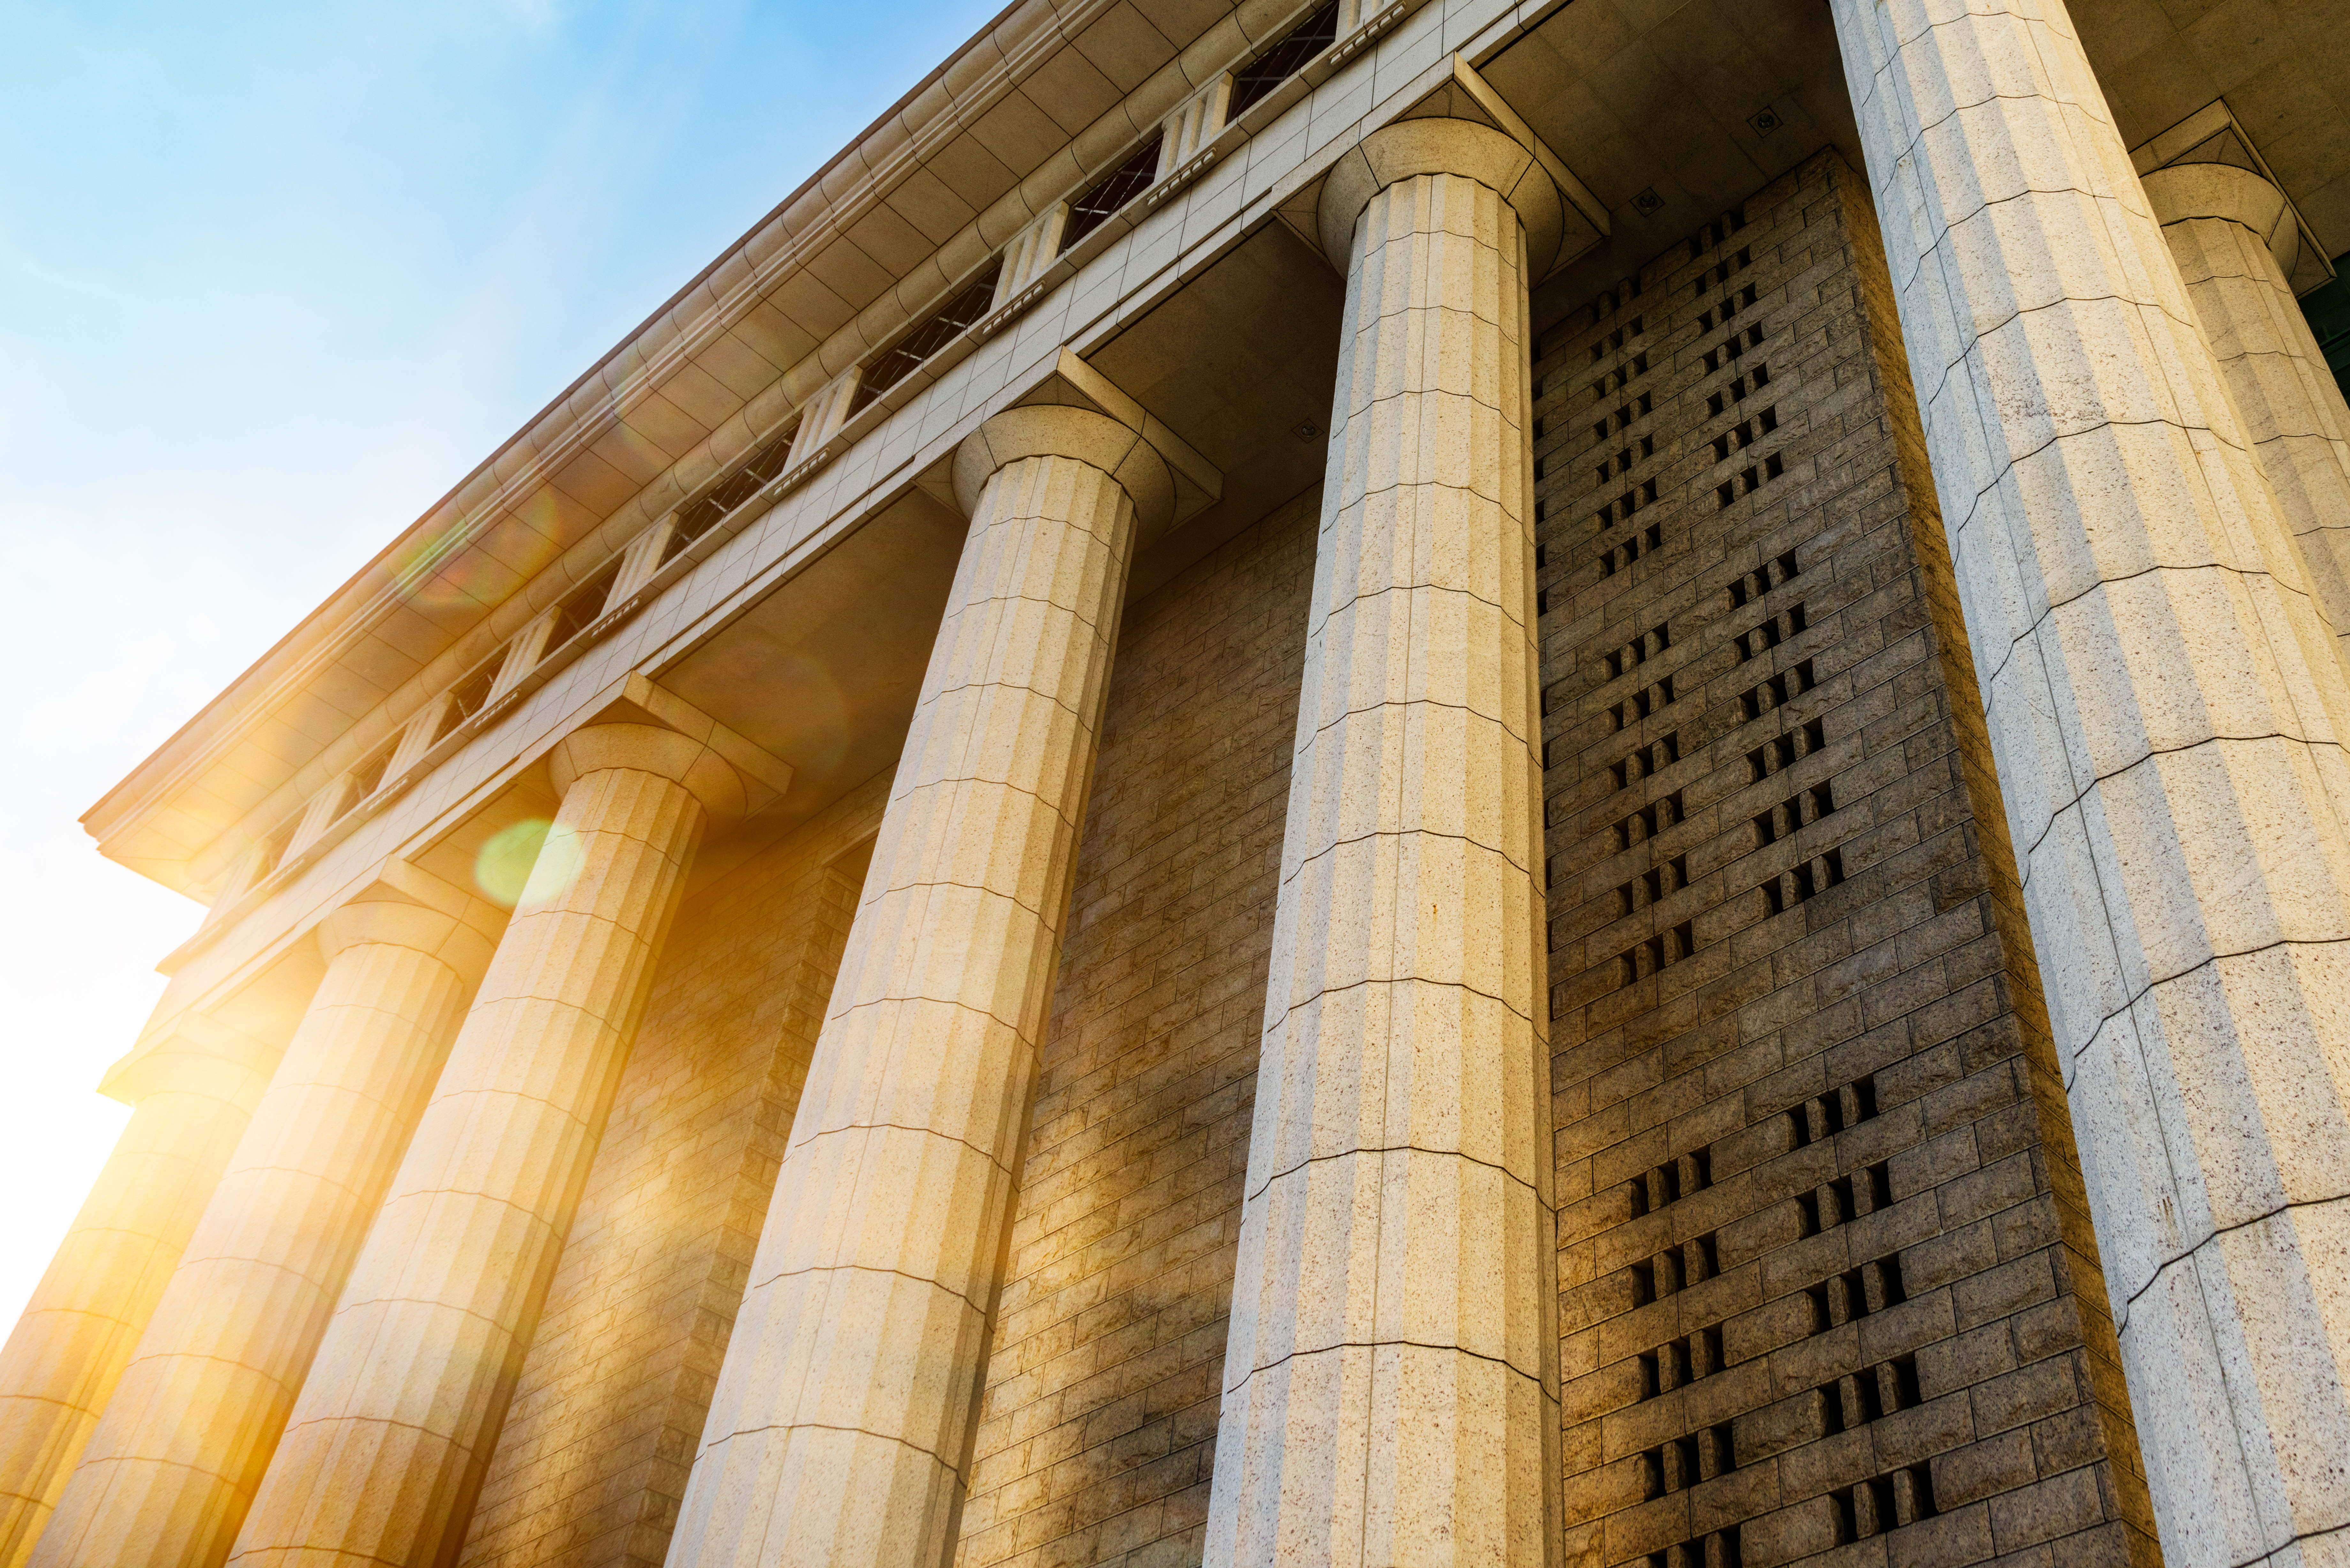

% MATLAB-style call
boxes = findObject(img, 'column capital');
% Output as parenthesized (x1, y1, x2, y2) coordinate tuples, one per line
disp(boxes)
(547, 722, 748, 823)
(2142, 161, 2299, 277)
(313, 858, 506, 985)
(1318, 117, 1563, 275)
(952, 404, 1175, 535)
(543, 672, 794, 827)
(315, 908, 490, 988)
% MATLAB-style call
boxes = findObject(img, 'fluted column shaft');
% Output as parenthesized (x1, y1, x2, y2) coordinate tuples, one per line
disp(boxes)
(32, 887, 496, 1568)
(1205, 119, 1557, 1568)
(229, 724, 739, 1568)
(1828, 4, 2350, 1566)
(667, 409, 1158, 1568)
(2148, 161, 2350, 674)
(0, 1018, 278, 1568)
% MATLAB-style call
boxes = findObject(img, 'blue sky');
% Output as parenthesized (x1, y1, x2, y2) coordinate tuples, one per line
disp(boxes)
(0, 0, 1005, 1327)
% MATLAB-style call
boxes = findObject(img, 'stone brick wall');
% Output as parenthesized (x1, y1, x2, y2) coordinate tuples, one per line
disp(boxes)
(457, 775, 886, 1568)
(952, 486, 1318, 1568)
(1531, 151, 2160, 1568)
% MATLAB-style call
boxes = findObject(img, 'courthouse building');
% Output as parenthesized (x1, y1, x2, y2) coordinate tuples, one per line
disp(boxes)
(11, 0, 2350, 1566)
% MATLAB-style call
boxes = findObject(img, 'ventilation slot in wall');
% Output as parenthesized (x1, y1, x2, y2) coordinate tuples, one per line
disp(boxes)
(1599, 524, 1663, 577)
(1800, 1252, 1907, 1323)
(1715, 453, 1784, 508)
(1604, 622, 1672, 679)
(1830, 1466, 1937, 1542)
(1701, 325, 1763, 375)
(1612, 792, 1686, 851)
(1760, 848, 1846, 915)
(1691, 245, 1754, 298)
(1706, 366, 1771, 416)
(1822, 1356, 1923, 1434)
(1611, 734, 1681, 790)
(1736, 660, 1815, 722)
(1630, 1233, 1717, 1301)
(1747, 719, 1825, 783)
(1728, 550, 1800, 607)
(1712, 407, 1778, 461)
(1640, 1327, 1725, 1399)
(1614, 921, 1695, 988)
(1639, 1425, 1737, 1499)
(1615, 855, 1690, 917)
(1734, 602, 1805, 661)
(1752, 779, 1834, 848)
(1625, 1148, 1713, 1215)
(1591, 392, 1654, 441)
(1789, 1074, 1879, 1146)
(1610, 675, 1678, 732)
(1592, 435, 1655, 485)
(1644, 1525, 1742, 1568)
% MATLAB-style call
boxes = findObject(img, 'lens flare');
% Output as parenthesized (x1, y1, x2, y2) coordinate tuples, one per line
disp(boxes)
(475, 819, 549, 906)
(525, 823, 588, 906)
(475, 818, 590, 907)
(471, 818, 541, 906)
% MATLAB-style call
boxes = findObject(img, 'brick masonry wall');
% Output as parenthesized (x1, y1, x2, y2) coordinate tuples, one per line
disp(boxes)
(1531, 151, 2161, 1568)
(952, 486, 1319, 1568)
(458, 774, 886, 1568)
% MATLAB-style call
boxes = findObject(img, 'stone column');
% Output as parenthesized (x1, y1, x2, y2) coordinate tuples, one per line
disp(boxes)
(0, 1014, 278, 1568)
(2146, 160, 2350, 675)
(1202, 117, 1559, 1568)
(1827, 5, 2350, 1566)
(664, 406, 1169, 1568)
(30, 869, 500, 1568)
(226, 724, 745, 1568)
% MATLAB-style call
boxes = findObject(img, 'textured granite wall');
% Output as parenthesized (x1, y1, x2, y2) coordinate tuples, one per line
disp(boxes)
(1534, 151, 2157, 1568)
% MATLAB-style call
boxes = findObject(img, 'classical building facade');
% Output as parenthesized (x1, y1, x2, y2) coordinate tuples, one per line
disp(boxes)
(8, 2, 2350, 1568)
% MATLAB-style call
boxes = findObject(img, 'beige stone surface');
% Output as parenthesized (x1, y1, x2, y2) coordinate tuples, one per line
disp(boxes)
(1203, 120, 1558, 1568)
(2148, 162, 2350, 680)
(32, 877, 499, 1568)
(1828, 3, 2350, 1565)
(225, 726, 733, 1568)
(0, 1014, 279, 1568)
(456, 779, 886, 1568)
(665, 411, 1149, 1568)
(1536, 148, 2159, 1568)
(954, 488, 1317, 1568)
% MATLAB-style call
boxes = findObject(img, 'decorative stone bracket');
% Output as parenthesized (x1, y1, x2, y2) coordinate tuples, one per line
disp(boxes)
(563, 671, 796, 821)
(931, 347, 1225, 549)
(1275, 53, 1609, 282)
